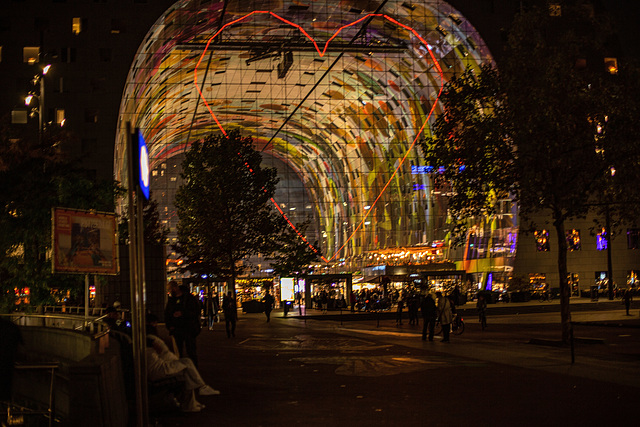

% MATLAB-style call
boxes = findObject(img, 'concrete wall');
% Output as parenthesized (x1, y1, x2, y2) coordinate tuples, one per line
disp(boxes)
(13, 327, 128, 426)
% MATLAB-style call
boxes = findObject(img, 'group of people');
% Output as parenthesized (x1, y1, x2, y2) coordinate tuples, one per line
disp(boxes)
(419, 292, 454, 342)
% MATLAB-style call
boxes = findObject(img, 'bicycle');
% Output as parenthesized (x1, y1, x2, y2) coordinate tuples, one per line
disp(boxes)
(434, 313, 465, 336)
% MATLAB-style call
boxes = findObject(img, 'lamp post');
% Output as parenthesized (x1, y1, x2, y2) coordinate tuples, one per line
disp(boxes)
(24, 64, 50, 143)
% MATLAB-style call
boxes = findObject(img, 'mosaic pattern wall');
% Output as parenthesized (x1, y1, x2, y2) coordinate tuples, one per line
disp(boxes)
(115, 0, 492, 265)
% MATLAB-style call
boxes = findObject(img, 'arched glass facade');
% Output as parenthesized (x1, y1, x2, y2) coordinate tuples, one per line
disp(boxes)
(115, 0, 508, 278)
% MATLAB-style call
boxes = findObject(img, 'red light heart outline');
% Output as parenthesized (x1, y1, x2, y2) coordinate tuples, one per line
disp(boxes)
(194, 11, 444, 263)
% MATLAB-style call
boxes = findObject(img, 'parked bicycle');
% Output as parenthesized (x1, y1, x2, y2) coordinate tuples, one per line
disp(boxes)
(434, 313, 465, 335)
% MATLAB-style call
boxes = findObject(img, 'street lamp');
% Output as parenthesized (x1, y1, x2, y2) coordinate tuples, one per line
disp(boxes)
(24, 63, 51, 143)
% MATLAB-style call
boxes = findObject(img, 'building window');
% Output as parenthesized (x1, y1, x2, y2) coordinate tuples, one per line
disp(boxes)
(627, 229, 640, 249)
(595, 271, 608, 291)
(549, 3, 561, 16)
(84, 109, 98, 123)
(72, 17, 82, 34)
(11, 109, 28, 124)
(55, 109, 65, 125)
(23, 47, 40, 64)
(0, 46, 2, 62)
(568, 273, 579, 295)
(596, 228, 608, 251)
(566, 229, 581, 251)
(535, 230, 550, 252)
(467, 233, 489, 260)
(605, 57, 618, 75)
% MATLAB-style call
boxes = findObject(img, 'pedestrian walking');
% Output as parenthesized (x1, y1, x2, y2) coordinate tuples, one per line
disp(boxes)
(396, 295, 404, 325)
(164, 280, 202, 367)
(222, 291, 237, 338)
(623, 288, 633, 316)
(436, 291, 452, 342)
(262, 289, 275, 322)
(206, 292, 219, 330)
(477, 293, 488, 330)
(420, 293, 437, 341)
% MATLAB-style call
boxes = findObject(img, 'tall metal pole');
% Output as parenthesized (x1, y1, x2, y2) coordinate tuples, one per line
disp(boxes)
(135, 161, 149, 416)
(125, 123, 148, 426)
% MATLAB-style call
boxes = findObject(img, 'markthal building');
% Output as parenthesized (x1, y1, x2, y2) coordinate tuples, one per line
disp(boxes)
(115, 0, 518, 293)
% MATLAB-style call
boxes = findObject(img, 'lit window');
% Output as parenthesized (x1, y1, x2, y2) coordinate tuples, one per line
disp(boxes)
(549, 3, 561, 16)
(566, 229, 581, 251)
(11, 109, 28, 124)
(23, 47, 40, 64)
(72, 17, 82, 34)
(604, 57, 618, 75)
(55, 109, 65, 125)
(0, 46, 2, 62)
(535, 230, 550, 252)
(597, 228, 608, 251)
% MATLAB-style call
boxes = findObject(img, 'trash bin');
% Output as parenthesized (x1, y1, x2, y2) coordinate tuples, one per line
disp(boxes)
(590, 286, 599, 301)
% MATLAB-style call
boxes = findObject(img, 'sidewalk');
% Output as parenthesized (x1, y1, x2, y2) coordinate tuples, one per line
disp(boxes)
(153, 307, 640, 426)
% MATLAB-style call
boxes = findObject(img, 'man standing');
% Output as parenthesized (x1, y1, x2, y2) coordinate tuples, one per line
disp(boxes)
(222, 291, 237, 337)
(436, 291, 452, 343)
(165, 280, 201, 366)
(262, 289, 275, 322)
(420, 293, 437, 341)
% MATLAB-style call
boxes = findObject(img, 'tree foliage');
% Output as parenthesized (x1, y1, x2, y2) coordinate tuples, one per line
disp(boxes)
(118, 194, 169, 245)
(419, 2, 640, 342)
(265, 219, 322, 277)
(174, 130, 291, 284)
(0, 123, 121, 310)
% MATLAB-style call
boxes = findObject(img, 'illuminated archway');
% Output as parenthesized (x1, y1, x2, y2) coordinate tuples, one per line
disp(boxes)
(115, 0, 494, 269)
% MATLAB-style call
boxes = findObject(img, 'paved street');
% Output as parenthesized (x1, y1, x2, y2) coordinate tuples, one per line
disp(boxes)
(153, 300, 639, 426)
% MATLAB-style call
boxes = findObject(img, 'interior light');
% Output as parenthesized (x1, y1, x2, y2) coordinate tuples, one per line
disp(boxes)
(42, 64, 51, 75)
(25, 95, 34, 105)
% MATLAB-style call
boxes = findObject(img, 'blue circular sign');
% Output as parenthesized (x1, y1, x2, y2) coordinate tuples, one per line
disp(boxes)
(138, 132, 150, 200)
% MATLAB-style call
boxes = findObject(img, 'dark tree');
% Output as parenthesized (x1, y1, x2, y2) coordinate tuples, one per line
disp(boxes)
(0, 123, 120, 310)
(265, 219, 322, 278)
(420, 2, 640, 343)
(173, 130, 285, 290)
(118, 194, 169, 245)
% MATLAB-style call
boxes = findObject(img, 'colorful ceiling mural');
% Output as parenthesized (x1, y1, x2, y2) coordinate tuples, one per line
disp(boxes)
(115, 0, 493, 264)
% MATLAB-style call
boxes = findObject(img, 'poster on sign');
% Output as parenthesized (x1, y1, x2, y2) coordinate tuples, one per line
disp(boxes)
(52, 208, 118, 275)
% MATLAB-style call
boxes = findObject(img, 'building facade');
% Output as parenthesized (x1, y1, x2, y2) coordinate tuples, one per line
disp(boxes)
(2, 1, 638, 296)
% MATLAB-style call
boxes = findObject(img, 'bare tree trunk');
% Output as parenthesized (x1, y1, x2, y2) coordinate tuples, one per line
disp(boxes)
(554, 218, 572, 344)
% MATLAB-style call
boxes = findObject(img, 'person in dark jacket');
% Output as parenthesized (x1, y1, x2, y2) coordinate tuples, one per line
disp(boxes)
(164, 281, 201, 367)
(222, 291, 237, 338)
(420, 293, 437, 341)
(262, 290, 275, 322)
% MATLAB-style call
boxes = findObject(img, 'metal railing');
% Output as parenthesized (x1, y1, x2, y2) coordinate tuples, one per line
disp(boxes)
(4, 362, 60, 426)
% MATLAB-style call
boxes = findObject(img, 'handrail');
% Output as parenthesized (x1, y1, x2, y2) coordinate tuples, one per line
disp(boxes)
(0, 313, 109, 335)
(10, 362, 59, 427)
